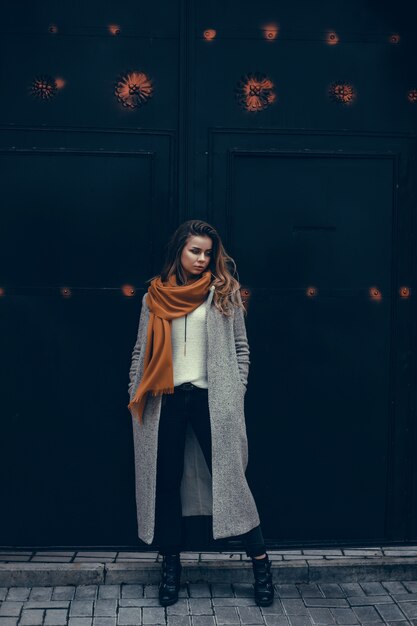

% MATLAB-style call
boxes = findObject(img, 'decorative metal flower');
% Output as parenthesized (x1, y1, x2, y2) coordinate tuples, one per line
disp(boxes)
(114, 71, 153, 109)
(109, 24, 121, 35)
(389, 33, 400, 44)
(399, 286, 410, 298)
(30, 75, 58, 100)
(203, 29, 216, 40)
(328, 81, 356, 105)
(235, 72, 276, 112)
(326, 31, 339, 45)
(262, 24, 279, 40)
(407, 89, 417, 103)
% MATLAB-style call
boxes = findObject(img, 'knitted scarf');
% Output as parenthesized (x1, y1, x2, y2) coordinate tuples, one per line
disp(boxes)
(128, 269, 212, 423)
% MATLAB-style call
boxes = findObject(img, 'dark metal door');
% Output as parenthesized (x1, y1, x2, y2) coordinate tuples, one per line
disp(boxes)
(1, 0, 416, 548)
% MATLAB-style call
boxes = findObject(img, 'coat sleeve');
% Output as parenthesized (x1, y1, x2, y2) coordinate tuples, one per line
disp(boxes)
(233, 290, 250, 389)
(127, 293, 148, 397)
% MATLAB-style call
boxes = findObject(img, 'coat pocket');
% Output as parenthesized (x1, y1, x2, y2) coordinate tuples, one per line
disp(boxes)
(233, 357, 247, 396)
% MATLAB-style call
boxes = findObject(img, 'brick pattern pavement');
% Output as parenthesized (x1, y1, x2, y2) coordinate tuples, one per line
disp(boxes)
(1, 580, 417, 626)
(1, 548, 417, 565)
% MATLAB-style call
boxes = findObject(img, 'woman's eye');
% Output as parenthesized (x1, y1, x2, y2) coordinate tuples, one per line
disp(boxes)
(191, 249, 211, 255)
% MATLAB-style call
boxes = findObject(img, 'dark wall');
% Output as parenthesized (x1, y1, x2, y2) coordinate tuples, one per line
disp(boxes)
(1, 0, 416, 549)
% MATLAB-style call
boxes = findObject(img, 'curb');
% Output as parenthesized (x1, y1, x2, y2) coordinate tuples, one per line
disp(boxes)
(0, 563, 104, 587)
(1, 558, 417, 586)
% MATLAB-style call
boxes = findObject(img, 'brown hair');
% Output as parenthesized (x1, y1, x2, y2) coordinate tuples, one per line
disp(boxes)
(146, 219, 245, 316)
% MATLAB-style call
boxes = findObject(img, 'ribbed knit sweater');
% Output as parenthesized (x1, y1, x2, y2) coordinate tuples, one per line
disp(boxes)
(171, 299, 208, 388)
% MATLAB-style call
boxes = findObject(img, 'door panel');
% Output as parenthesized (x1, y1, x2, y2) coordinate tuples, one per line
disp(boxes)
(0, 0, 416, 547)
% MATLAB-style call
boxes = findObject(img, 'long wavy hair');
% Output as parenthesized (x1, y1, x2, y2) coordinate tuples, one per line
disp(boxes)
(146, 219, 245, 316)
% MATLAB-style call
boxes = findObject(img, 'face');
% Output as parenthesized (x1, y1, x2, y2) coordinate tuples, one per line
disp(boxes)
(180, 235, 213, 280)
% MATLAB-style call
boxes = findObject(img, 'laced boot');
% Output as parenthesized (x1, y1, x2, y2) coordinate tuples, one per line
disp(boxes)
(158, 553, 182, 606)
(251, 554, 274, 606)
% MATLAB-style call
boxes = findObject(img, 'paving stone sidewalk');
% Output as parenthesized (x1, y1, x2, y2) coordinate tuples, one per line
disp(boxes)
(2, 579, 417, 626)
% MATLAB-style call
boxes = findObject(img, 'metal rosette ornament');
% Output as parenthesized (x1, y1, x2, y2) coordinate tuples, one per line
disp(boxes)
(235, 72, 276, 112)
(407, 88, 417, 103)
(328, 81, 356, 105)
(114, 70, 154, 109)
(30, 75, 58, 100)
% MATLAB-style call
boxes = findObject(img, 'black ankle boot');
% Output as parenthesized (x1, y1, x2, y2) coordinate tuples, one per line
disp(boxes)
(158, 553, 182, 606)
(251, 554, 274, 606)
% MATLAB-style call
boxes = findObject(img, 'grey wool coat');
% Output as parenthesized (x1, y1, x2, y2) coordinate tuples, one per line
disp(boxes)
(127, 283, 261, 545)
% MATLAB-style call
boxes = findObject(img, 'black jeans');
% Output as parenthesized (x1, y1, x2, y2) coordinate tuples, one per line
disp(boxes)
(154, 385, 266, 558)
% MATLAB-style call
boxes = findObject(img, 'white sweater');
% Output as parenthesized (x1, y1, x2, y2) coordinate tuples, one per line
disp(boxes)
(171, 299, 208, 388)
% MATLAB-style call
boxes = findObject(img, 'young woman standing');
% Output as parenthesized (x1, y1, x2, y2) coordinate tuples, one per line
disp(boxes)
(127, 220, 274, 607)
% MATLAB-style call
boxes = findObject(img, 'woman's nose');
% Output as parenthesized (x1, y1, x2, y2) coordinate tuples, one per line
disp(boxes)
(198, 253, 205, 261)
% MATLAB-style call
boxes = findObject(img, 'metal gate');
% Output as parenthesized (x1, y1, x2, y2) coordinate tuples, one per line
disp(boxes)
(1, 0, 417, 549)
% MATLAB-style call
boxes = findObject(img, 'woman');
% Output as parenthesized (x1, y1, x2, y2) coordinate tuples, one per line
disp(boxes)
(127, 219, 274, 607)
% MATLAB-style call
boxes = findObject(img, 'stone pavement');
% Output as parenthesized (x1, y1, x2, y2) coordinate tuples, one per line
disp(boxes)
(2, 579, 417, 626)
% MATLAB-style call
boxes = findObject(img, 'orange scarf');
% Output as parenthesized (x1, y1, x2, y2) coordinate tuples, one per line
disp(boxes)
(128, 270, 212, 423)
